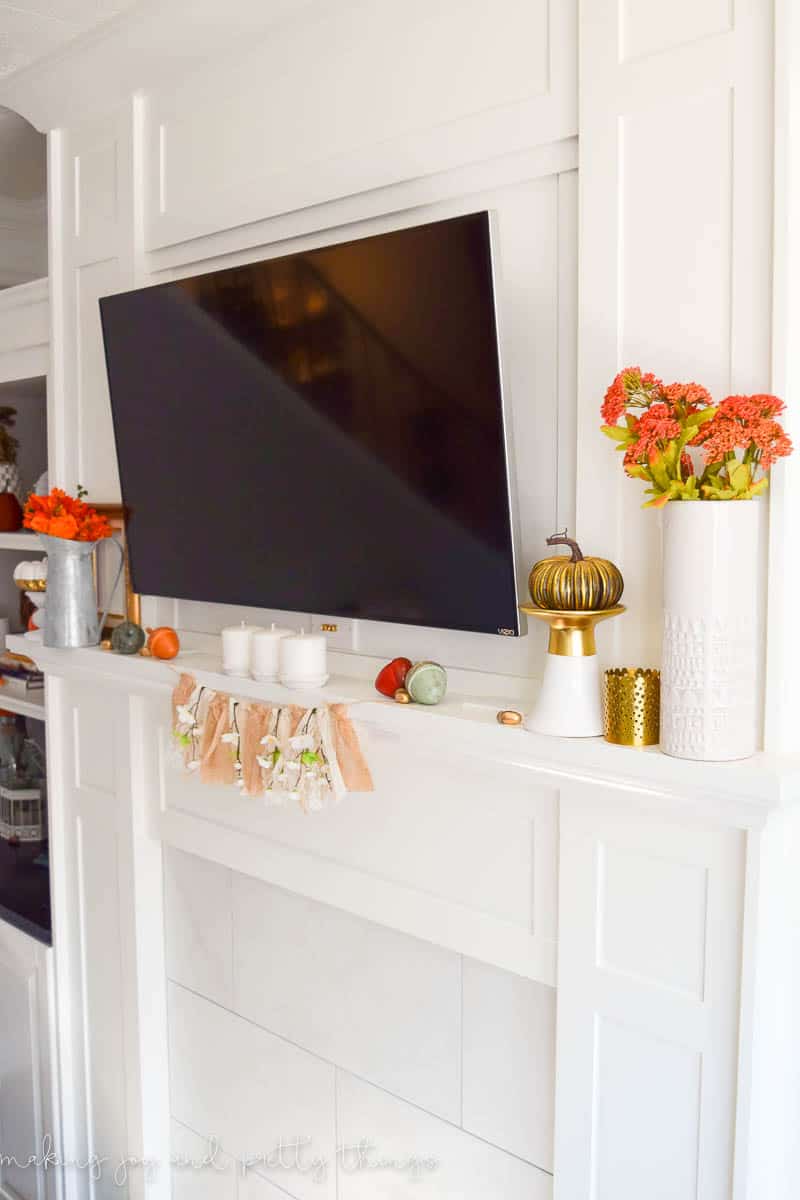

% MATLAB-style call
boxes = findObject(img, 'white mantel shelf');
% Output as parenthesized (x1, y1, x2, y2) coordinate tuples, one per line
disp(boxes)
(10, 631, 800, 830)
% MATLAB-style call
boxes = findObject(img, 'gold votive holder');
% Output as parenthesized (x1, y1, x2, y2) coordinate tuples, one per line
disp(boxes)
(603, 668, 660, 747)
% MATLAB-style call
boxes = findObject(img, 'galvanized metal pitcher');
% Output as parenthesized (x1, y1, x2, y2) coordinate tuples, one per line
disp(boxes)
(39, 533, 124, 649)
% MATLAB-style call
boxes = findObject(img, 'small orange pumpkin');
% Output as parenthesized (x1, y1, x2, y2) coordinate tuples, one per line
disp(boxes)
(146, 626, 180, 659)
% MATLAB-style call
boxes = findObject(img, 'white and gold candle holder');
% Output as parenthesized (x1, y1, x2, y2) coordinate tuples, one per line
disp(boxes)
(520, 605, 625, 737)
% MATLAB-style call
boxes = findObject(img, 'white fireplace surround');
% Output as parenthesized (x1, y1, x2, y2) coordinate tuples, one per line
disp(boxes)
(0, 0, 798, 1197)
(6, 630, 800, 1200)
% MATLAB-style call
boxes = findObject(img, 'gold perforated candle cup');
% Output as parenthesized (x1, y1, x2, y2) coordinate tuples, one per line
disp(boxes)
(603, 668, 660, 747)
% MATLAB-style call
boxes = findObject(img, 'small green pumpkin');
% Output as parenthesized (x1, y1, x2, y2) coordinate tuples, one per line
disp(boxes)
(528, 532, 623, 612)
(111, 619, 146, 655)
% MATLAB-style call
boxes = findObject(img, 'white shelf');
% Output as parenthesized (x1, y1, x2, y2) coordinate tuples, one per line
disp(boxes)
(0, 531, 41, 552)
(8, 631, 800, 828)
(0, 688, 45, 721)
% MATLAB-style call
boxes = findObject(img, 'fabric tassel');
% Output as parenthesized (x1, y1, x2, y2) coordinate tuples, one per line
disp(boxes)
(198, 692, 236, 786)
(170, 675, 373, 808)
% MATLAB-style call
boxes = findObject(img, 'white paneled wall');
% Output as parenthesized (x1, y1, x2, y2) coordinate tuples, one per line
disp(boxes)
(158, 710, 559, 985)
(48, 110, 133, 498)
(164, 847, 556, 1196)
(144, 0, 575, 252)
(0, 922, 55, 1200)
(576, 0, 773, 668)
(554, 784, 746, 1200)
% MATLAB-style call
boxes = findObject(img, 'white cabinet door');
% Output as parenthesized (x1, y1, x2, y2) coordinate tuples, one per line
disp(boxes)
(0, 921, 55, 1200)
(554, 783, 745, 1200)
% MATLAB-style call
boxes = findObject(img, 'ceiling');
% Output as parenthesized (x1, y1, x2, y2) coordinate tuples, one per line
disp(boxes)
(0, 1, 138, 79)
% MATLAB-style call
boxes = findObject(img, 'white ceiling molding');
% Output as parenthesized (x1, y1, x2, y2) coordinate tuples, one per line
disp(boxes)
(0, 0, 325, 130)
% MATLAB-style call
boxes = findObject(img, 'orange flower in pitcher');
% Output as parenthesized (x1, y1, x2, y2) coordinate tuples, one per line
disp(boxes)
(23, 486, 113, 541)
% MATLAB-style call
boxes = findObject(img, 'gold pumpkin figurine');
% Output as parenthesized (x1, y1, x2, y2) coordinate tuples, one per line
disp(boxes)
(528, 531, 624, 612)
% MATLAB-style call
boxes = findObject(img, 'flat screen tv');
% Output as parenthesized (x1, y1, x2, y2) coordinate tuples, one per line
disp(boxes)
(100, 211, 521, 635)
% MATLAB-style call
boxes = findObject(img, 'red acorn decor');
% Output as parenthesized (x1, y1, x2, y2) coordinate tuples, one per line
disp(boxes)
(374, 657, 412, 698)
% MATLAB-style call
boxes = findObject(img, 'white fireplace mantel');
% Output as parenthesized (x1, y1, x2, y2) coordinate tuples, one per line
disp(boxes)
(11, 630, 800, 1200)
(13, 631, 800, 829)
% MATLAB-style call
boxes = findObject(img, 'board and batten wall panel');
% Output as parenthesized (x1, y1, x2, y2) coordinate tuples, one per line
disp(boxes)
(554, 783, 746, 1200)
(576, 0, 773, 670)
(0, 923, 55, 1200)
(155, 694, 559, 985)
(144, 0, 575, 252)
(48, 111, 134, 502)
(44, 678, 171, 1200)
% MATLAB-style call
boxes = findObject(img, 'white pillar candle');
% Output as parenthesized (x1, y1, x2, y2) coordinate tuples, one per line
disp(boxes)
(251, 623, 294, 682)
(221, 621, 262, 676)
(279, 629, 328, 688)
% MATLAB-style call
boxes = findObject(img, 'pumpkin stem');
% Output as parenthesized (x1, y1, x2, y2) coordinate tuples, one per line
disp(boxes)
(546, 530, 584, 562)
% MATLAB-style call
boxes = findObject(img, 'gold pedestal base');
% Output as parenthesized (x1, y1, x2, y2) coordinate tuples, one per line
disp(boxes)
(519, 604, 626, 657)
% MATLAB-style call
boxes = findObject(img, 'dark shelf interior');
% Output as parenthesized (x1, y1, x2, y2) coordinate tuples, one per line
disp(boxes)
(0, 836, 50, 944)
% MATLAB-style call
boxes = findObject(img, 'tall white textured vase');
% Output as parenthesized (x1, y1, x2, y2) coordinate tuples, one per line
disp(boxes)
(661, 501, 763, 760)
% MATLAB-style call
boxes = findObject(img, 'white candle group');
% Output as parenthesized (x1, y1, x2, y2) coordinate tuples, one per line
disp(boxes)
(220, 621, 328, 687)
(221, 621, 261, 676)
(251, 624, 294, 681)
(278, 630, 328, 688)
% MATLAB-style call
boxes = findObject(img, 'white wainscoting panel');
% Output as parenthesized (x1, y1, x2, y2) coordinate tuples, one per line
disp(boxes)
(598, 841, 709, 999)
(46, 676, 171, 1200)
(167, 982, 336, 1200)
(336, 1071, 552, 1200)
(619, 0, 733, 64)
(0, 922, 54, 1200)
(461, 958, 555, 1170)
(554, 782, 745, 1200)
(593, 1017, 702, 1199)
(144, 0, 575, 251)
(231, 872, 462, 1124)
(49, 677, 131, 1200)
(157, 703, 559, 985)
(620, 89, 733, 398)
(576, 0, 773, 670)
(49, 111, 133, 499)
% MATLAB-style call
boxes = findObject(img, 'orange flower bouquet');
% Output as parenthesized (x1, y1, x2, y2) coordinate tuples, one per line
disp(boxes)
(24, 487, 113, 542)
(601, 367, 793, 506)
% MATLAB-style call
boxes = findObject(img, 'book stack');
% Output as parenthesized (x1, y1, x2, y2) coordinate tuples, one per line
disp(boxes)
(0, 654, 44, 694)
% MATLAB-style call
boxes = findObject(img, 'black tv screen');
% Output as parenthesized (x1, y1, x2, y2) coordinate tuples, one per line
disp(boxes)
(100, 212, 520, 635)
